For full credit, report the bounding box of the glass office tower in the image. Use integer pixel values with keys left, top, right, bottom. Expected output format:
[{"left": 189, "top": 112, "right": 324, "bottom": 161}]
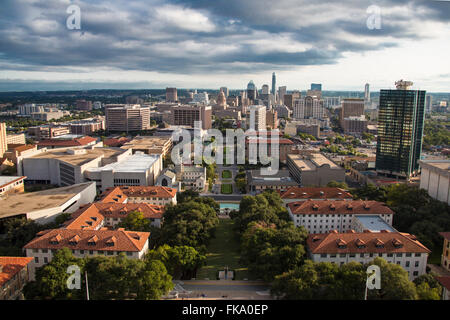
[{"left": 375, "top": 81, "right": 426, "bottom": 179}]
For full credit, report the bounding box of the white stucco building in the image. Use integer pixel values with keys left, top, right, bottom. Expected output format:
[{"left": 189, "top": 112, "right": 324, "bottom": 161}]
[{"left": 419, "top": 160, "right": 450, "bottom": 205}]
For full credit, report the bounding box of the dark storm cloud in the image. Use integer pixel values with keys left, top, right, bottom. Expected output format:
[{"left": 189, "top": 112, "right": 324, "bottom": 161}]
[{"left": 0, "top": 0, "right": 447, "bottom": 75}]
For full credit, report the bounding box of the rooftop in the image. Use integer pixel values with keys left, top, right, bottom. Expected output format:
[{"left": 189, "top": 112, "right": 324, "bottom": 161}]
[
  {"left": 280, "top": 187, "right": 353, "bottom": 200},
  {"left": 86, "top": 152, "right": 160, "bottom": 173},
  {"left": 121, "top": 136, "right": 171, "bottom": 150},
  {"left": 28, "top": 147, "right": 127, "bottom": 166},
  {"left": 307, "top": 231, "right": 430, "bottom": 254},
  {"left": 0, "top": 176, "right": 26, "bottom": 189},
  {"left": 355, "top": 215, "right": 397, "bottom": 232},
  {"left": 419, "top": 160, "right": 450, "bottom": 174},
  {"left": 37, "top": 136, "right": 97, "bottom": 147},
  {"left": 0, "top": 257, "right": 34, "bottom": 287},
  {"left": 24, "top": 228, "right": 149, "bottom": 252},
  {"left": 100, "top": 186, "right": 177, "bottom": 203},
  {"left": 287, "top": 153, "right": 341, "bottom": 170},
  {"left": 0, "top": 182, "right": 95, "bottom": 219},
  {"left": 248, "top": 170, "right": 298, "bottom": 186},
  {"left": 288, "top": 200, "right": 394, "bottom": 216}
]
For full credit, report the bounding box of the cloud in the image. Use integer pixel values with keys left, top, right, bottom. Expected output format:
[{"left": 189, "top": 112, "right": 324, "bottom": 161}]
[{"left": 0, "top": 0, "right": 448, "bottom": 89}]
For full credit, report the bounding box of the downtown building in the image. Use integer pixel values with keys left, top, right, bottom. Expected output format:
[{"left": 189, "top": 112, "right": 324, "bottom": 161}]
[
  {"left": 293, "top": 96, "right": 325, "bottom": 120},
  {"left": 170, "top": 104, "right": 212, "bottom": 130},
  {"left": 375, "top": 80, "right": 426, "bottom": 179},
  {"left": 105, "top": 104, "right": 151, "bottom": 132}
]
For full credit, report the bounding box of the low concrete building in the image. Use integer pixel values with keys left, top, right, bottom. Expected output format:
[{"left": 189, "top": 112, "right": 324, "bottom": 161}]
[
  {"left": 21, "top": 147, "right": 131, "bottom": 187},
  {"left": 0, "top": 182, "right": 96, "bottom": 224},
  {"left": 121, "top": 136, "right": 173, "bottom": 157},
  {"left": 85, "top": 151, "right": 163, "bottom": 191},
  {"left": 176, "top": 164, "right": 206, "bottom": 191},
  {"left": 419, "top": 160, "right": 450, "bottom": 205},
  {"left": 247, "top": 169, "right": 298, "bottom": 194},
  {"left": 287, "top": 152, "right": 345, "bottom": 186},
  {"left": 156, "top": 169, "right": 178, "bottom": 189}
]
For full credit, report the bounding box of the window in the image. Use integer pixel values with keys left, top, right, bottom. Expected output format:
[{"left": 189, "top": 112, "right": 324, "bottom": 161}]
[
  {"left": 349, "top": 254, "right": 355, "bottom": 258},
  {"left": 413, "top": 271, "right": 419, "bottom": 276},
  {"left": 396, "top": 253, "right": 402, "bottom": 257},
  {"left": 387, "top": 253, "right": 393, "bottom": 257},
  {"left": 42, "top": 249, "right": 48, "bottom": 253},
  {"left": 406, "top": 253, "right": 412, "bottom": 257},
  {"left": 340, "top": 253, "right": 346, "bottom": 258},
  {"left": 405, "top": 261, "right": 410, "bottom": 267},
  {"left": 126, "top": 252, "right": 132, "bottom": 256},
  {"left": 44, "top": 257, "right": 48, "bottom": 264},
  {"left": 34, "top": 257, "right": 39, "bottom": 263},
  {"left": 414, "top": 253, "right": 421, "bottom": 257},
  {"left": 415, "top": 261, "right": 419, "bottom": 267},
  {"left": 320, "top": 254, "right": 327, "bottom": 258}
]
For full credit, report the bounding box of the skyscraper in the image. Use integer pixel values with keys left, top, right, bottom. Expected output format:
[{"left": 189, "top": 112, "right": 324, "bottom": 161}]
[
  {"left": 310, "top": 83, "right": 322, "bottom": 91},
  {"left": 425, "top": 95, "right": 432, "bottom": 114},
  {"left": 271, "top": 72, "right": 276, "bottom": 96},
  {"left": 364, "top": 83, "right": 370, "bottom": 102},
  {"left": 0, "top": 122, "right": 7, "bottom": 158},
  {"left": 261, "top": 84, "right": 269, "bottom": 95},
  {"left": 166, "top": 87, "right": 178, "bottom": 102},
  {"left": 278, "top": 86, "right": 287, "bottom": 104},
  {"left": 220, "top": 87, "right": 229, "bottom": 97},
  {"left": 248, "top": 105, "right": 266, "bottom": 131},
  {"left": 375, "top": 80, "right": 426, "bottom": 179},
  {"left": 247, "top": 80, "right": 257, "bottom": 102}
]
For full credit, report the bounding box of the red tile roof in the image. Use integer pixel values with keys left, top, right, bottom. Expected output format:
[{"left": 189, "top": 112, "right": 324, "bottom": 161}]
[
  {"left": 99, "top": 187, "right": 127, "bottom": 203},
  {"left": 288, "top": 199, "right": 394, "bottom": 216},
  {"left": 24, "top": 228, "right": 149, "bottom": 252},
  {"left": 307, "top": 231, "right": 430, "bottom": 254},
  {"left": 37, "top": 136, "right": 97, "bottom": 147},
  {"left": 246, "top": 138, "right": 294, "bottom": 145},
  {"left": 101, "top": 186, "right": 177, "bottom": 201},
  {"left": 280, "top": 187, "right": 353, "bottom": 200},
  {"left": 103, "top": 137, "right": 130, "bottom": 147},
  {"left": 0, "top": 257, "right": 33, "bottom": 287},
  {"left": 436, "top": 276, "right": 450, "bottom": 291},
  {"left": 7, "top": 144, "right": 36, "bottom": 153},
  {"left": 64, "top": 203, "right": 165, "bottom": 230},
  {"left": 439, "top": 232, "right": 450, "bottom": 241}
]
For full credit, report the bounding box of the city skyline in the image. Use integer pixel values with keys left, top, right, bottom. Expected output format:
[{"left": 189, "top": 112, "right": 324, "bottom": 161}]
[{"left": 0, "top": 0, "right": 449, "bottom": 92}]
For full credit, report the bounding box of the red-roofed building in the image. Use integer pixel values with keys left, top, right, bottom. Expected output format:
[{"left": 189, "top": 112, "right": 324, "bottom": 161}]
[
  {"left": 436, "top": 276, "right": 450, "bottom": 300},
  {"left": 287, "top": 200, "right": 394, "bottom": 233},
  {"left": 307, "top": 230, "right": 430, "bottom": 280},
  {"left": 103, "top": 137, "right": 130, "bottom": 147},
  {"left": 100, "top": 186, "right": 177, "bottom": 206},
  {"left": 37, "top": 136, "right": 97, "bottom": 149},
  {"left": 439, "top": 232, "right": 450, "bottom": 272},
  {"left": 0, "top": 257, "right": 33, "bottom": 300},
  {"left": 280, "top": 187, "right": 353, "bottom": 206},
  {"left": 24, "top": 228, "right": 150, "bottom": 280}
]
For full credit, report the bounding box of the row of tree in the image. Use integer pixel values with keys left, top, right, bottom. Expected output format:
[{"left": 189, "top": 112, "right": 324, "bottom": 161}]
[
  {"left": 231, "top": 191, "right": 309, "bottom": 282},
  {"left": 271, "top": 258, "right": 442, "bottom": 300}
]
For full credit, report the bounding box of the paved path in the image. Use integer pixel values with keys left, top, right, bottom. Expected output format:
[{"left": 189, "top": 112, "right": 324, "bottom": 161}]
[{"left": 171, "top": 280, "right": 273, "bottom": 300}]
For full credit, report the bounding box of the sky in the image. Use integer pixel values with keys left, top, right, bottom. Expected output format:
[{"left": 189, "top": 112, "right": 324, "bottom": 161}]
[{"left": 0, "top": 0, "right": 449, "bottom": 92}]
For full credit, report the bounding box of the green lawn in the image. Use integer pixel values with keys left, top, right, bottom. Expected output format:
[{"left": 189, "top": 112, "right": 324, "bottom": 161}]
[
  {"left": 196, "top": 219, "right": 253, "bottom": 280},
  {"left": 221, "top": 184, "right": 233, "bottom": 194},
  {"left": 222, "top": 170, "right": 232, "bottom": 179}
]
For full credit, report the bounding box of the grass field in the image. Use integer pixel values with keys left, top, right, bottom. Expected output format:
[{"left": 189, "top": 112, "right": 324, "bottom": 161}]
[
  {"left": 221, "top": 184, "right": 233, "bottom": 194},
  {"left": 196, "top": 219, "right": 252, "bottom": 280},
  {"left": 222, "top": 170, "right": 232, "bottom": 179}
]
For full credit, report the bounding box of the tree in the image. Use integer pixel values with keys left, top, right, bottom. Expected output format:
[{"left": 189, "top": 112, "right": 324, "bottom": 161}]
[
  {"left": 117, "top": 210, "right": 151, "bottom": 232},
  {"left": 160, "top": 199, "right": 219, "bottom": 251},
  {"left": 232, "top": 191, "right": 291, "bottom": 234},
  {"left": 241, "top": 221, "right": 308, "bottom": 281},
  {"left": 147, "top": 244, "right": 206, "bottom": 280},
  {"left": 327, "top": 180, "right": 348, "bottom": 189},
  {"left": 24, "top": 248, "right": 84, "bottom": 300},
  {"left": 272, "top": 258, "right": 420, "bottom": 300},
  {"left": 413, "top": 273, "right": 442, "bottom": 300}
]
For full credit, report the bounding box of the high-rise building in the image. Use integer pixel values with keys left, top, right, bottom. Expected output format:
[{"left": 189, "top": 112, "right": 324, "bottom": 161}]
[
  {"left": 220, "top": 87, "right": 229, "bottom": 97},
  {"left": 271, "top": 73, "right": 276, "bottom": 96},
  {"left": 311, "top": 83, "right": 322, "bottom": 91},
  {"left": 375, "top": 80, "right": 426, "bottom": 179},
  {"left": 247, "top": 81, "right": 257, "bottom": 102},
  {"left": 105, "top": 104, "right": 151, "bottom": 132},
  {"left": 171, "top": 105, "right": 212, "bottom": 129},
  {"left": 76, "top": 100, "right": 93, "bottom": 111},
  {"left": 261, "top": 84, "right": 269, "bottom": 95},
  {"left": 278, "top": 86, "right": 287, "bottom": 104},
  {"left": 364, "top": 83, "right": 370, "bottom": 103},
  {"left": 284, "top": 91, "right": 301, "bottom": 110},
  {"left": 293, "top": 96, "right": 325, "bottom": 119},
  {"left": 248, "top": 105, "right": 267, "bottom": 131},
  {"left": 166, "top": 87, "right": 178, "bottom": 102},
  {"left": 425, "top": 95, "right": 432, "bottom": 114},
  {"left": 0, "top": 122, "right": 7, "bottom": 158},
  {"left": 339, "top": 98, "right": 365, "bottom": 127}
]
